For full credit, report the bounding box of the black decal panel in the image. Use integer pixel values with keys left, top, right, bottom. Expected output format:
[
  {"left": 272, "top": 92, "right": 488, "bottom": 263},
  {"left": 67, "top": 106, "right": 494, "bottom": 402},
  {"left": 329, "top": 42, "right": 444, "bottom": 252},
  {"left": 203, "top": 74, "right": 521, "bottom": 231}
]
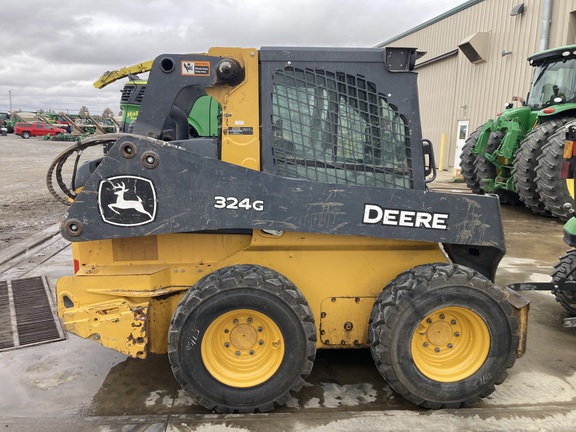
[
  {"left": 98, "top": 175, "right": 156, "bottom": 227},
  {"left": 64, "top": 137, "right": 505, "bottom": 256}
]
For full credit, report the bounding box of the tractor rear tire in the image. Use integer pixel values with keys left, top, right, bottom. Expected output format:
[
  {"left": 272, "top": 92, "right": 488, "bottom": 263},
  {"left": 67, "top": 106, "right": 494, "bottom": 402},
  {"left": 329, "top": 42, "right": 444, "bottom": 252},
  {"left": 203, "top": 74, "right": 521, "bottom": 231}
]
[
  {"left": 168, "top": 264, "right": 316, "bottom": 413},
  {"left": 551, "top": 250, "right": 576, "bottom": 315},
  {"left": 512, "top": 122, "right": 560, "bottom": 216},
  {"left": 475, "top": 130, "right": 522, "bottom": 206},
  {"left": 459, "top": 126, "right": 484, "bottom": 194},
  {"left": 369, "top": 263, "right": 518, "bottom": 409},
  {"left": 535, "top": 124, "right": 576, "bottom": 220}
]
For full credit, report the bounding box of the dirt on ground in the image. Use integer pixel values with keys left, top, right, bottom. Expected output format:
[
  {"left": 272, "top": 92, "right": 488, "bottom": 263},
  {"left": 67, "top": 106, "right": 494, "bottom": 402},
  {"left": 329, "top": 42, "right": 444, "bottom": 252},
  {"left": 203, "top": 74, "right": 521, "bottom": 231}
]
[{"left": 0, "top": 134, "right": 102, "bottom": 250}]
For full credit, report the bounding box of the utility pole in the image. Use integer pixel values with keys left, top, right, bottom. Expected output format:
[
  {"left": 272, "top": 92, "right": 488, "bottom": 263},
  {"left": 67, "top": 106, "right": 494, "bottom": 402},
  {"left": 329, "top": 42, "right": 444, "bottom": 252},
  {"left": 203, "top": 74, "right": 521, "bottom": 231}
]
[{"left": 9, "top": 90, "right": 12, "bottom": 112}]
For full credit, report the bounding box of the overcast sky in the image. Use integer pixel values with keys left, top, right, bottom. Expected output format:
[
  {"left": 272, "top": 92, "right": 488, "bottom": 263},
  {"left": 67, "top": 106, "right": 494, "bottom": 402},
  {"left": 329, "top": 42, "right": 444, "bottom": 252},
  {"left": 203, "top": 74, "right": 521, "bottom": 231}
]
[{"left": 0, "top": 0, "right": 466, "bottom": 115}]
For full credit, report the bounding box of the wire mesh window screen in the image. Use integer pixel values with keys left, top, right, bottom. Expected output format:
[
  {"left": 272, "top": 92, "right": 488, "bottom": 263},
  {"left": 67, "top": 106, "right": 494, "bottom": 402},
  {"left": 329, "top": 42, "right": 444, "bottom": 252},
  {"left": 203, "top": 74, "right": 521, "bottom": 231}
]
[{"left": 271, "top": 67, "right": 413, "bottom": 189}]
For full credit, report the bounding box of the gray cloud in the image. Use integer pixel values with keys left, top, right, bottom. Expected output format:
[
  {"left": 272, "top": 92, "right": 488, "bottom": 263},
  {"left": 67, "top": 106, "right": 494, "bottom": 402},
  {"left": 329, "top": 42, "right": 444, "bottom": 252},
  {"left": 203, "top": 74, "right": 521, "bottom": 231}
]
[{"left": 0, "top": 0, "right": 465, "bottom": 114}]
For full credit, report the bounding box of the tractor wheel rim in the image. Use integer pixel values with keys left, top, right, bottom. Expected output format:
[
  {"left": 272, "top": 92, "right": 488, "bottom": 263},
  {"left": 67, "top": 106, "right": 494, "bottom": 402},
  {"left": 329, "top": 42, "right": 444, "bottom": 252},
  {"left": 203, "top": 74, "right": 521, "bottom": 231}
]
[
  {"left": 411, "top": 306, "right": 490, "bottom": 382},
  {"left": 201, "top": 309, "right": 284, "bottom": 388}
]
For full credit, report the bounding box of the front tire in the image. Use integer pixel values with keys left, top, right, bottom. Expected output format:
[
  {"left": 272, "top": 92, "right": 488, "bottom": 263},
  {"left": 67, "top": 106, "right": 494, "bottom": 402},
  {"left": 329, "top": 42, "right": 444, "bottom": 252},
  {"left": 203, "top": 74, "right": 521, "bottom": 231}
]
[
  {"left": 369, "top": 264, "right": 518, "bottom": 409},
  {"left": 21, "top": 131, "right": 30, "bottom": 139},
  {"left": 551, "top": 251, "right": 576, "bottom": 315},
  {"left": 459, "top": 126, "right": 483, "bottom": 194},
  {"left": 168, "top": 265, "right": 316, "bottom": 413}
]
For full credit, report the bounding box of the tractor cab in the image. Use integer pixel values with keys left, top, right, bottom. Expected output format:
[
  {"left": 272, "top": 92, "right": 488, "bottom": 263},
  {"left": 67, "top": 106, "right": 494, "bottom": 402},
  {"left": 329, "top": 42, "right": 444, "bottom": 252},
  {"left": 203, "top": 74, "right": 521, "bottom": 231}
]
[{"left": 528, "top": 45, "right": 576, "bottom": 110}]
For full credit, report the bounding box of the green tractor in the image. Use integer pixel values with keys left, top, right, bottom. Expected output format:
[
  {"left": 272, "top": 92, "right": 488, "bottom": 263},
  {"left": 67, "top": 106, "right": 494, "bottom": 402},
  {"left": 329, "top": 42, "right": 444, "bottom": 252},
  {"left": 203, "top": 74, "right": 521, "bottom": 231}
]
[
  {"left": 461, "top": 45, "right": 576, "bottom": 219},
  {"left": 0, "top": 112, "right": 15, "bottom": 133}
]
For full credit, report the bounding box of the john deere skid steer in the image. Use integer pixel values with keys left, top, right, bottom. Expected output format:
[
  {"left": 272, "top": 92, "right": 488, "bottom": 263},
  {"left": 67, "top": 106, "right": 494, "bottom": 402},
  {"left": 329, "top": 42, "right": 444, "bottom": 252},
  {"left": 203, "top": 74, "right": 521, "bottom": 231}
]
[{"left": 48, "top": 47, "right": 528, "bottom": 413}]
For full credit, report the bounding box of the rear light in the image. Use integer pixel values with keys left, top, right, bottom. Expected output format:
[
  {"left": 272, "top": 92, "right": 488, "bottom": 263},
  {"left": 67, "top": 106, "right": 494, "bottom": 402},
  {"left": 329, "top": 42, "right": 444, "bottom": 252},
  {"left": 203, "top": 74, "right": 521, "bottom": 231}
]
[
  {"left": 564, "top": 140, "right": 575, "bottom": 159},
  {"left": 561, "top": 161, "right": 573, "bottom": 179},
  {"left": 73, "top": 259, "right": 80, "bottom": 274}
]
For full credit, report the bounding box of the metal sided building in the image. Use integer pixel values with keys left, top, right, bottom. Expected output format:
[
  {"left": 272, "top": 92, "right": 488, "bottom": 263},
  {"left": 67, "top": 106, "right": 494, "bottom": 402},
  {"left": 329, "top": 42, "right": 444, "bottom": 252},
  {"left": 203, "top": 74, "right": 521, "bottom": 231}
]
[{"left": 378, "top": 0, "right": 576, "bottom": 171}]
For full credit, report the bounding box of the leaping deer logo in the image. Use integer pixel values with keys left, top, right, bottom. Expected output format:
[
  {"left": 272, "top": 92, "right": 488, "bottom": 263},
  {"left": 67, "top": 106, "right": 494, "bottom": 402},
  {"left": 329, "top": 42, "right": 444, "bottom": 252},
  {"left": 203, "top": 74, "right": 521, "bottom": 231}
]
[{"left": 108, "top": 181, "right": 153, "bottom": 219}]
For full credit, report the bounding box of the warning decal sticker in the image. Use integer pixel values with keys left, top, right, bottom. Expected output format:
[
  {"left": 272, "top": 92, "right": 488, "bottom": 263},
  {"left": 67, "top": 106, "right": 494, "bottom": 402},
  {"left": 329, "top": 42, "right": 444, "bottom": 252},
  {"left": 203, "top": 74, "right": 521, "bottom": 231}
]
[
  {"left": 181, "top": 61, "right": 211, "bottom": 76},
  {"left": 228, "top": 127, "right": 254, "bottom": 135}
]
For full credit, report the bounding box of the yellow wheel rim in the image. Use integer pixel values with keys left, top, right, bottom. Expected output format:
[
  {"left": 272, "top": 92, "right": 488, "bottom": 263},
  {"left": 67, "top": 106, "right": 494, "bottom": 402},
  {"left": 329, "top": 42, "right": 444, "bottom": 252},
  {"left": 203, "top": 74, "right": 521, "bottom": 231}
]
[
  {"left": 411, "top": 306, "right": 490, "bottom": 382},
  {"left": 201, "top": 309, "right": 285, "bottom": 388}
]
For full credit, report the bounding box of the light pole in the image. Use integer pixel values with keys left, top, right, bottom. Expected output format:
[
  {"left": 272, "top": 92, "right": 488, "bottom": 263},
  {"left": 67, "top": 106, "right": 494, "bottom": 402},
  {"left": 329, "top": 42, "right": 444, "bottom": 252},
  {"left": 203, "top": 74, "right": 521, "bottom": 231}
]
[{"left": 9, "top": 90, "right": 12, "bottom": 112}]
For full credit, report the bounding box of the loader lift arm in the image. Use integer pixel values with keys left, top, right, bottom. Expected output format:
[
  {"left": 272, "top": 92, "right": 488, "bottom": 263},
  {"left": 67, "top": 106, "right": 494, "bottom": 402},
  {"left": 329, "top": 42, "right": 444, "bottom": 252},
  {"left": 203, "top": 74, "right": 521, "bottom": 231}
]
[{"left": 93, "top": 60, "right": 154, "bottom": 89}]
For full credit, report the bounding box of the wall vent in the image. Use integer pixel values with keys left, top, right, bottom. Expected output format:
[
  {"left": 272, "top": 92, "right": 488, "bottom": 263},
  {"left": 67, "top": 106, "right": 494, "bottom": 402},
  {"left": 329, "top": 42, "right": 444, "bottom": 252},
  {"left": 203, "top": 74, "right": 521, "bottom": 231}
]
[{"left": 458, "top": 32, "right": 490, "bottom": 64}]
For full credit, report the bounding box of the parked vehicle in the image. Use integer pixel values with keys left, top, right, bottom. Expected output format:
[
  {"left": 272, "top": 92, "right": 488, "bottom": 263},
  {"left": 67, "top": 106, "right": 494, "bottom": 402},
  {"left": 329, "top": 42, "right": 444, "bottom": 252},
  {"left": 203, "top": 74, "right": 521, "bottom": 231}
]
[
  {"left": 14, "top": 122, "right": 67, "bottom": 139},
  {"left": 461, "top": 44, "right": 576, "bottom": 219},
  {"left": 49, "top": 47, "right": 528, "bottom": 413},
  {"left": 0, "top": 112, "right": 14, "bottom": 133}
]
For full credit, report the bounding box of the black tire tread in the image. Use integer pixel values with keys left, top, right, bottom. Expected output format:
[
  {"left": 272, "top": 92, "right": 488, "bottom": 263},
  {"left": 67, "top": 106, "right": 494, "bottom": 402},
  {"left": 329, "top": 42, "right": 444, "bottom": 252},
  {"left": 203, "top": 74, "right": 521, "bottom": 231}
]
[
  {"left": 512, "top": 121, "right": 564, "bottom": 216},
  {"left": 369, "top": 263, "right": 518, "bottom": 409},
  {"left": 552, "top": 250, "right": 576, "bottom": 315},
  {"left": 535, "top": 120, "right": 576, "bottom": 220},
  {"left": 459, "top": 126, "right": 484, "bottom": 194},
  {"left": 168, "top": 264, "right": 316, "bottom": 413}
]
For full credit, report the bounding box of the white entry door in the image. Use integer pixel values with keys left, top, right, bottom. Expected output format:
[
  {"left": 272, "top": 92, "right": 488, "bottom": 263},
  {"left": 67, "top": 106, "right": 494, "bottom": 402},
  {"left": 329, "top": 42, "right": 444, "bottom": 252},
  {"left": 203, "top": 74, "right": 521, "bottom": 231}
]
[{"left": 453, "top": 120, "right": 470, "bottom": 171}]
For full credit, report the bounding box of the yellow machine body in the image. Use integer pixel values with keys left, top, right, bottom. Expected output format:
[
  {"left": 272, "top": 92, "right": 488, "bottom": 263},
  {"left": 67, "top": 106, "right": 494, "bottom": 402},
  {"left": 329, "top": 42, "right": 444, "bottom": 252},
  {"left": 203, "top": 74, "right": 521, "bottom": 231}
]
[{"left": 58, "top": 231, "right": 447, "bottom": 357}]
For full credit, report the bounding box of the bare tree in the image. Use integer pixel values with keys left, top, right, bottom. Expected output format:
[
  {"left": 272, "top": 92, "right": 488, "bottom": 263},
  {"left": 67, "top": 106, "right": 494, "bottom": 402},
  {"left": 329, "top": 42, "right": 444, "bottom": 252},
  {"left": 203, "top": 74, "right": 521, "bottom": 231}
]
[
  {"left": 79, "top": 106, "right": 90, "bottom": 119},
  {"left": 102, "top": 107, "right": 114, "bottom": 118}
]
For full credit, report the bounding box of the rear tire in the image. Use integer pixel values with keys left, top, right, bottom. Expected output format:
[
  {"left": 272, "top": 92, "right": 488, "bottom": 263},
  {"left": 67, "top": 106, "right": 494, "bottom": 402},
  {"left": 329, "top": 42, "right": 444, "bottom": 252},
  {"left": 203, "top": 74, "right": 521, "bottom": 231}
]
[
  {"left": 459, "top": 126, "right": 483, "bottom": 194},
  {"left": 21, "top": 131, "right": 30, "bottom": 139},
  {"left": 535, "top": 124, "right": 576, "bottom": 220},
  {"left": 369, "top": 263, "right": 518, "bottom": 409},
  {"left": 168, "top": 264, "right": 316, "bottom": 413},
  {"left": 512, "top": 121, "right": 562, "bottom": 216},
  {"left": 552, "top": 251, "right": 576, "bottom": 315}
]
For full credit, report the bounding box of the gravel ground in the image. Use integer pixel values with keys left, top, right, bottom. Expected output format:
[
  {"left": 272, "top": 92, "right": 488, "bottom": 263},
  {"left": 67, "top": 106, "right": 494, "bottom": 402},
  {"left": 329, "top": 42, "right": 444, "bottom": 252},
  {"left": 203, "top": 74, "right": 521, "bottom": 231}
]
[{"left": 0, "top": 133, "right": 102, "bottom": 249}]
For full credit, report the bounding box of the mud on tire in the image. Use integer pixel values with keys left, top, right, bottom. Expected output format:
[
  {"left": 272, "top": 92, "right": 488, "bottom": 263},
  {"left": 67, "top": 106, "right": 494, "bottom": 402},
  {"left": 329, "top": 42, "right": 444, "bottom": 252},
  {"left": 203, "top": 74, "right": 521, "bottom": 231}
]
[
  {"left": 369, "top": 263, "right": 518, "bottom": 409},
  {"left": 168, "top": 264, "right": 316, "bottom": 413}
]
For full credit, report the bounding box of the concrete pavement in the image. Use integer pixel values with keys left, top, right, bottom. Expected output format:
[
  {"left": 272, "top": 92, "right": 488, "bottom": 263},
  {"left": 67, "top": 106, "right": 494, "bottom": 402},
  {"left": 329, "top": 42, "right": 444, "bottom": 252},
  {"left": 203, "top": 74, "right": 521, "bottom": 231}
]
[{"left": 1, "top": 172, "right": 576, "bottom": 431}]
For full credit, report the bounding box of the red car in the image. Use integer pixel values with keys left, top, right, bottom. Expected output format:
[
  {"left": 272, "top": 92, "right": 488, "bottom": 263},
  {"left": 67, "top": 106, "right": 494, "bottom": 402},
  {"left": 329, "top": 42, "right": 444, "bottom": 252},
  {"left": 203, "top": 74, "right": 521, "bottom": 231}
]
[{"left": 14, "top": 122, "right": 67, "bottom": 139}]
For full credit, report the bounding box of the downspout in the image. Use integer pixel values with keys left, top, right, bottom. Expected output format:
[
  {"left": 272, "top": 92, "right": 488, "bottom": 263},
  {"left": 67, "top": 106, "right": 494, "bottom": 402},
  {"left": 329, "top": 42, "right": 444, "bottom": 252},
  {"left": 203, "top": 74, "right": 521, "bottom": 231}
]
[{"left": 540, "top": 0, "right": 553, "bottom": 51}]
